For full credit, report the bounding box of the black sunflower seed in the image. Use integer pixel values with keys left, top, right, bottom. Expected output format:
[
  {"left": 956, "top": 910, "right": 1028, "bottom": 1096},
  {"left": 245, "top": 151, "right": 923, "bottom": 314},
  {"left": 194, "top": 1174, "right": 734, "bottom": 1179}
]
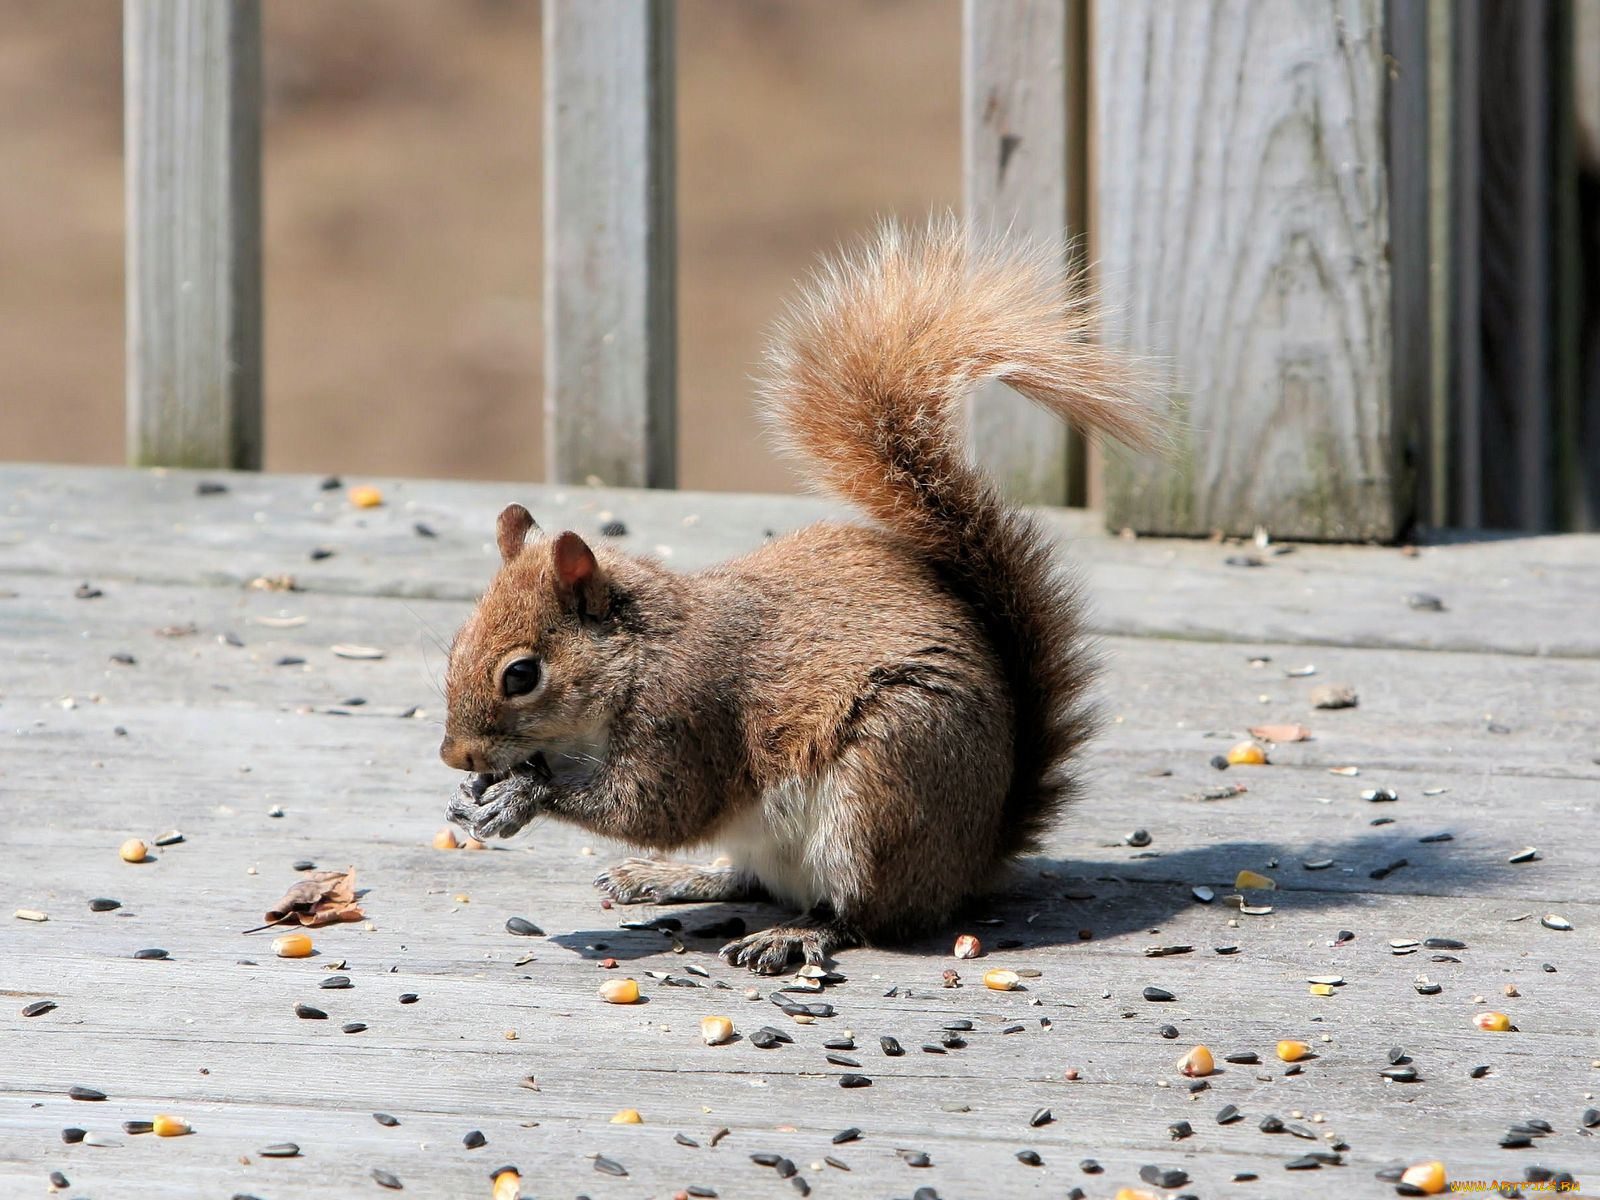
[
  {"left": 373, "top": 1113, "right": 400, "bottom": 1127},
  {"left": 1016, "top": 1149, "right": 1043, "bottom": 1166},
  {"left": 775, "top": 1157, "right": 797, "bottom": 1178},
  {"left": 826, "top": 1053, "right": 860, "bottom": 1067},
  {"left": 505, "top": 917, "right": 543, "bottom": 937},
  {"left": 61, "top": 1128, "right": 86, "bottom": 1143},
  {"left": 1029, "top": 1107, "right": 1052, "bottom": 1127},
  {"left": 1079, "top": 1158, "right": 1102, "bottom": 1173},
  {"left": 22, "top": 1000, "right": 56, "bottom": 1017},
  {"left": 1225, "top": 1051, "right": 1260, "bottom": 1064},
  {"left": 1424, "top": 937, "right": 1466, "bottom": 949},
  {"left": 880, "top": 1036, "right": 904, "bottom": 1056},
  {"left": 1388, "top": 1046, "right": 1409, "bottom": 1064},
  {"left": 1582, "top": 1107, "right": 1599, "bottom": 1128},
  {"left": 89, "top": 898, "right": 121, "bottom": 912},
  {"left": 399, "top": 992, "right": 418, "bottom": 1004},
  {"left": 293, "top": 860, "right": 316, "bottom": 871},
  {"left": 342, "top": 1022, "right": 367, "bottom": 1034},
  {"left": 1469, "top": 1065, "right": 1491, "bottom": 1078},
  {"left": 823, "top": 1037, "right": 855, "bottom": 1051},
  {"left": 1139, "top": 1165, "right": 1188, "bottom": 1188},
  {"left": 920, "top": 1043, "right": 946, "bottom": 1054},
  {"left": 1260, "top": 1115, "right": 1284, "bottom": 1133},
  {"left": 133, "top": 948, "right": 169, "bottom": 960},
  {"left": 295, "top": 1003, "right": 327, "bottom": 1019},
  {"left": 839, "top": 1073, "right": 871, "bottom": 1088},
  {"left": 68, "top": 1087, "right": 106, "bottom": 1102},
  {"left": 1142, "top": 986, "right": 1176, "bottom": 1002},
  {"left": 321, "top": 975, "right": 352, "bottom": 990},
  {"left": 749, "top": 1029, "right": 782, "bottom": 1049},
  {"left": 674, "top": 1132, "right": 699, "bottom": 1147},
  {"left": 1158, "top": 1024, "right": 1179, "bottom": 1039},
  {"left": 939, "top": 1032, "right": 966, "bottom": 1048},
  {"left": 824, "top": 1155, "right": 850, "bottom": 1170},
  {"left": 462, "top": 1130, "right": 486, "bottom": 1149},
  {"left": 831, "top": 1127, "right": 861, "bottom": 1144},
  {"left": 751, "top": 1153, "right": 782, "bottom": 1167},
  {"left": 1216, "top": 1104, "right": 1241, "bottom": 1124},
  {"left": 49, "top": 1171, "right": 68, "bottom": 1188},
  {"left": 1284, "top": 1155, "right": 1322, "bottom": 1170},
  {"left": 122, "top": 1120, "right": 153, "bottom": 1134},
  {"left": 259, "top": 1143, "right": 300, "bottom": 1157},
  {"left": 903, "top": 1151, "right": 932, "bottom": 1167},
  {"left": 593, "top": 1156, "right": 627, "bottom": 1177},
  {"left": 372, "top": 1167, "right": 402, "bottom": 1189},
  {"left": 1286, "top": 1123, "right": 1318, "bottom": 1140},
  {"left": 943, "top": 1020, "right": 974, "bottom": 1031}
]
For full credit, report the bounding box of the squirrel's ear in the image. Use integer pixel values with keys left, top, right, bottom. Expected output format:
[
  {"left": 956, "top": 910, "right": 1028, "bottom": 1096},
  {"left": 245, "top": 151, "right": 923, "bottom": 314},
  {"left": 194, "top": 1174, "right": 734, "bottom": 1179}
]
[
  {"left": 496, "top": 504, "right": 539, "bottom": 564},
  {"left": 551, "top": 531, "right": 608, "bottom": 618}
]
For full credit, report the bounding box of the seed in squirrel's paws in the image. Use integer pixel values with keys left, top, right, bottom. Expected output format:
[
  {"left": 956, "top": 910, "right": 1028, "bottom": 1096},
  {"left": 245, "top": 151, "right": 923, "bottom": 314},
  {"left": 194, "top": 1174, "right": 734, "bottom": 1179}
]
[{"left": 599, "top": 978, "right": 640, "bottom": 1004}]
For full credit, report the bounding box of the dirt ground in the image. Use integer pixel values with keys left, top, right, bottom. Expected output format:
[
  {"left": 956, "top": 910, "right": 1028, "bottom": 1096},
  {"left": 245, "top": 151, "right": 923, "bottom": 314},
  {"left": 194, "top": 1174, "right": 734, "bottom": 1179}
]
[{"left": 0, "top": 0, "right": 958, "bottom": 491}]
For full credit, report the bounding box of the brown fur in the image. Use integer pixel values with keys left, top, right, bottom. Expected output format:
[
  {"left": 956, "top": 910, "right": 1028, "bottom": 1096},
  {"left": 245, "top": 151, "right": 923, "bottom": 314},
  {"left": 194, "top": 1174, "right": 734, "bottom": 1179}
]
[{"left": 442, "top": 220, "right": 1158, "bottom": 972}]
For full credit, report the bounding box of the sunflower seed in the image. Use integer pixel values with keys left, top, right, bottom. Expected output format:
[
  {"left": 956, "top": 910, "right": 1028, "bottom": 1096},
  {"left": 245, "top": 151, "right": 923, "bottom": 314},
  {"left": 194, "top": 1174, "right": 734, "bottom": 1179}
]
[
  {"left": 341, "top": 1022, "right": 367, "bottom": 1033},
  {"left": 1139, "top": 1165, "right": 1188, "bottom": 1188},
  {"left": 1016, "top": 1149, "right": 1043, "bottom": 1165},
  {"left": 462, "top": 1130, "right": 486, "bottom": 1149},
  {"left": 371, "top": 1167, "right": 402, "bottom": 1189},
  {"left": 398, "top": 992, "right": 418, "bottom": 1004},
  {"left": 1192, "top": 886, "right": 1215, "bottom": 903},
  {"left": 879, "top": 1035, "right": 904, "bottom": 1056},
  {"left": 373, "top": 1113, "right": 399, "bottom": 1127},
  {"left": 132, "top": 948, "right": 168, "bottom": 960},
  {"left": 839, "top": 1074, "right": 871, "bottom": 1088},
  {"left": 1029, "top": 1107, "right": 1052, "bottom": 1127},
  {"left": 1217, "top": 1104, "right": 1241, "bottom": 1124},
  {"left": 68, "top": 1087, "right": 106, "bottom": 1101},
  {"left": 593, "top": 1156, "right": 627, "bottom": 1177},
  {"left": 332, "top": 644, "right": 385, "bottom": 660},
  {"left": 153, "top": 830, "right": 185, "bottom": 847},
  {"left": 825, "top": 1054, "right": 860, "bottom": 1068},
  {"left": 1541, "top": 914, "right": 1573, "bottom": 931},
  {"left": 294, "top": 1003, "right": 327, "bottom": 1019},
  {"left": 320, "top": 975, "right": 352, "bottom": 990},
  {"left": 259, "top": 1143, "right": 300, "bottom": 1157},
  {"left": 1424, "top": 937, "right": 1467, "bottom": 949},
  {"left": 504, "top": 917, "right": 544, "bottom": 936},
  {"left": 675, "top": 1132, "right": 699, "bottom": 1147},
  {"left": 1509, "top": 847, "right": 1541, "bottom": 863},
  {"left": 122, "top": 1120, "right": 153, "bottom": 1134},
  {"left": 831, "top": 1127, "right": 862, "bottom": 1144},
  {"left": 22, "top": 1000, "right": 56, "bottom": 1017},
  {"left": 89, "top": 898, "right": 121, "bottom": 912},
  {"left": 1142, "top": 986, "right": 1176, "bottom": 1002},
  {"left": 61, "top": 1128, "right": 86, "bottom": 1144}
]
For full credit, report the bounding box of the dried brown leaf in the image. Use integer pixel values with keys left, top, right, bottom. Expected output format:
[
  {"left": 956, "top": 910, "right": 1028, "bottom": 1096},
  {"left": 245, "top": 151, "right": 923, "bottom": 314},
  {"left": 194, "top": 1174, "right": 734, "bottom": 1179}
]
[
  {"left": 1248, "top": 723, "right": 1312, "bottom": 743},
  {"left": 264, "top": 868, "right": 364, "bottom": 928}
]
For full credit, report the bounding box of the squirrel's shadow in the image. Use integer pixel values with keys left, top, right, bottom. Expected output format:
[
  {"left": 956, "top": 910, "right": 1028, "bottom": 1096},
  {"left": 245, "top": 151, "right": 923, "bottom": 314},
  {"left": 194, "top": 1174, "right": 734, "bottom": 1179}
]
[{"left": 549, "top": 830, "right": 1505, "bottom": 968}]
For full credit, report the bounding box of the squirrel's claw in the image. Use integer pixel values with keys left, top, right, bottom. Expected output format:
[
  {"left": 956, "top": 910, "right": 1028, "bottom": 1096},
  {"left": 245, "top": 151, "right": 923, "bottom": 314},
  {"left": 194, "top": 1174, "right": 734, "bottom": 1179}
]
[{"left": 448, "top": 775, "right": 538, "bottom": 841}]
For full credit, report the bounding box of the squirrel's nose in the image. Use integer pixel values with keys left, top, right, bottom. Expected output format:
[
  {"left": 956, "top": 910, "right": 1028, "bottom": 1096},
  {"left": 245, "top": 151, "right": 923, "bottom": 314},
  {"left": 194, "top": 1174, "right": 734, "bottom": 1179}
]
[{"left": 439, "top": 737, "right": 477, "bottom": 773}]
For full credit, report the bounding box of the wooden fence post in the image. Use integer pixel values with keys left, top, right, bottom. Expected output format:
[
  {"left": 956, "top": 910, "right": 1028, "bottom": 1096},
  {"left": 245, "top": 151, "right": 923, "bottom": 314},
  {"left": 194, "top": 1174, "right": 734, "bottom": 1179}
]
[
  {"left": 1095, "top": 1, "right": 1431, "bottom": 541},
  {"left": 125, "top": 0, "right": 263, "bottom": 470},
  {"left": 962, "top": 0, "right": 1087, "bottom": 507},
  {"left": 544, "top": 0, "right": 677, "bottom": 489}
]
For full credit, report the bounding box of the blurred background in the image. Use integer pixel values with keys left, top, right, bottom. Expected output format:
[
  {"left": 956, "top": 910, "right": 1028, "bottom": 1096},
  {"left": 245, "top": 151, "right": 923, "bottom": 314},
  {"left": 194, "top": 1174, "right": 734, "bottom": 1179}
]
[{"left": 0, "top": 0, "right": 958, "bottom": 492}]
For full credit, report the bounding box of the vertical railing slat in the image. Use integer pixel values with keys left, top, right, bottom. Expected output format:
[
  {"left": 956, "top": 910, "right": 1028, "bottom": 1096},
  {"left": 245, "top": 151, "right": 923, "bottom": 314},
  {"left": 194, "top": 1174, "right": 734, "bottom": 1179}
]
[
  {"left": 125, "top": 0, "right": 263, "bottom": 470},
  {"left": 544, "top": 0, "right": 677, "bottom": 489},
  {"left": 962, "top": 0, "right": 1085, "bottom": 507}
]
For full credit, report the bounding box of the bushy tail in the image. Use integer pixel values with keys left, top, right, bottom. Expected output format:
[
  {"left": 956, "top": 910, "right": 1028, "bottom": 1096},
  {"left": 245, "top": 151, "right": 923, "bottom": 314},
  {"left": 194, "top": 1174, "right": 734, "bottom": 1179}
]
[{"left": 757, "top": 220, "right": 1161, "bottom": 855}]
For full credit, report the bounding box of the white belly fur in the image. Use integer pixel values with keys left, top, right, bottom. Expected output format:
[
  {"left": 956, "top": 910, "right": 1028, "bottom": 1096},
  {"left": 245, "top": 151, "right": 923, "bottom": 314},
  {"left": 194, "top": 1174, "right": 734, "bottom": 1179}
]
[{"left": 714, "top": 767, "right": 850, "bottom": 910}]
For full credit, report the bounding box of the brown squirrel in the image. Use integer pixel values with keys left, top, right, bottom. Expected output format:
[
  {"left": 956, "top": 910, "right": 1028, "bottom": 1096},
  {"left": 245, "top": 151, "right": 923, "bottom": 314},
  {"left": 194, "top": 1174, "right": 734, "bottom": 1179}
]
[{"left": 442, "top": 221, "right": 1158, "bottom": 973}]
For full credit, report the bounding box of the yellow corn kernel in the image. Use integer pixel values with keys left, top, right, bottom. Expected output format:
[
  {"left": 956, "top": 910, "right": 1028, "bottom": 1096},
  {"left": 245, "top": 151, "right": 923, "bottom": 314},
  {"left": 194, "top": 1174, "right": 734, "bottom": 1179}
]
[
  {"left": 610, "top": 1108, "right": 642, "bottom": 1124},
  {"left": 119, "top": 838, "right": 149, "bottom": 863},
  {"left": 271, "top": 932, "right": 313, "bottom": 958},
  {"left": 348, "top": 485, "right": 383, "bottom": 508},
  {"left": 152, "top": 1114, "right": 190, "bottom": 1137},
  {"left": 1114, "top": 1190, "right": 1161, "bottom": 1200},
  {"left": 1399, "top": 1161, "right": 1446, "bottom": 1194},
  {"left": 598, "top": 978, "right": 640, "bottom": 1004},
  {"left": 491, "top": 1168, "right": 522, "bottom": 1200},
  {"left": 1473, "top": 1011, "right": 1511, "bottom": 1032},
  {"left": 953, "top": 934, "right": 982, "bottom": 959},
  {"left": 1276, "top": 1039, "right": 1310, "bottom": 1062},
  {"left": 1234, "top": 869, "right": 1276, "bottom": 890},
  {"left": 464, "top": 837, "right": 487, "bottom": 851},
  {"left": 1226, "top": 740, "right": 1268, "bottom": 766},
  {"left": 700, "top": 1015, "right": 735, "bottom": 1045},
  {"left": 982, "top": 968, "right": 1021, "bottom": 991},
  {"left": 1308, "top": 984, "right": 1335, "bottom": 997},
  {"left": 432, "top": 827, "right": 459, "bottom": 850},
  {"left": 1176, "top": 1045, "right": 1214, "bottom": 1077}
]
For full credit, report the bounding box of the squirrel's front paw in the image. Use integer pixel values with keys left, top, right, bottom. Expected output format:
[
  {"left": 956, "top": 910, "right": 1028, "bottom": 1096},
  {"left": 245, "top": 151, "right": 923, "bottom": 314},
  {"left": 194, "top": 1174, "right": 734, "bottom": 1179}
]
[{"left": 447, "top": 775, "right": 539, "bottom": 841}]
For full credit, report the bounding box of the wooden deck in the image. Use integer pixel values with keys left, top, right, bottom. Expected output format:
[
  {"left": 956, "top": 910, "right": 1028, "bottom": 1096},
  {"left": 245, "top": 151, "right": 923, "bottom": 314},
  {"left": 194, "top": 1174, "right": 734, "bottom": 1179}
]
[{"left": 3, "top": 463, "right": 1597, "bottom": 1199}]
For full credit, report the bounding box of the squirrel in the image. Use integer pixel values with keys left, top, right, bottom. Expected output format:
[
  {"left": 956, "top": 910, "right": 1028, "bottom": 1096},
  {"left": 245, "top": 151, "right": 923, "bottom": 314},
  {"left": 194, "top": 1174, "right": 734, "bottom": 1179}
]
[{"left": 442, "top": 220, "right": 1159, "bottom": 973}]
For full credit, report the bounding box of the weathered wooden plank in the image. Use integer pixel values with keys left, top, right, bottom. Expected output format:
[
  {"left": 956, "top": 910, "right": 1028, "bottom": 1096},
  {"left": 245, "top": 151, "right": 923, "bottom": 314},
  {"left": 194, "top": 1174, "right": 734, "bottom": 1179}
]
[
  {"left": 123, "top": 0, "right": 262, "bottom": 470},
  {"left": 6, "top": 466, "right": 1600, "bottom": 658},
  {"left": 962, "top": 0, "right": 1087, "bottom": 505},
  {"left": 1096, "top": 1, "right": 1428, "bottom": 541},
  {"left": 544, "top": 0, "right": 677, "bottom": 489}
]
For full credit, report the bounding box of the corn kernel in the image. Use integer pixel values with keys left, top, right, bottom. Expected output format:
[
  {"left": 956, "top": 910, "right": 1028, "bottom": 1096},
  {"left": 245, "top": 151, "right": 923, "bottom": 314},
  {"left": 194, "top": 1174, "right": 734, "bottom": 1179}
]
[
  {"left": 610, "top": 1108, "right": 642, "bottom": 1124},
  {"left": 464, "top": 837, "right": 487, "bottom": 851},
  {"left": 700, "top": 1015, "right": 735, "bottom": 1045},
  {"left": 432, "top": 827, "right": 459, "bottom": 850},
  {"left": 1308, "top": 984, "right": 1335, "bottom": 997},
  {"left": 348, "top": 485, "right": 383, "bottom": 509},
  {"left": 1399, "top": 1160, "right": 1446, "bottom": 1194},
  {"left": 1234, "top": 869, "right": 1276, "bottom": 890},
  {"left": 1226, "top": 740, "right": 1267, "bottom": 766},
  {"left": 272, "top": 932, "right": 313, "bottom": 958},
  {"left": 1473, "top": 1011, "right": 1511, "bottom": 1032},
  {"left": 982, "top": 968, "right": 1021, "bottom": 991},
  {"left": 492, "top": 1168, "right": 522, "bottom": 1200},
  {"left": 152, "top": 1114, "right": 190, "bottom": 1137},
  {"left": 1276, "top": 1039, "right": 1311, "bottom": 1062},
  {"left": 1114, "top": 1190, "right": 1161, "bottom": 1200},
  {"left": 599, "top": 978, "right": 640, "bottom": 1004},
  {"left": 953, "top": 934, "right": 982, "bottom": 959},
  {"left": 119, "top": 838, "right": 149, "bottom": 863},
  {"left": 1176, "top": 1045, "right": 1214, "bottom": 1077}
]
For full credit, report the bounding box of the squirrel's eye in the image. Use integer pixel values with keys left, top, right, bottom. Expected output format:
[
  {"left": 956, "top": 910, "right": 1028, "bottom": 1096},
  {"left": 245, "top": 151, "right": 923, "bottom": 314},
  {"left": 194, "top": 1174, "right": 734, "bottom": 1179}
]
[{"left": 500, "top": 657, "right": 542, "bottom": 698}]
